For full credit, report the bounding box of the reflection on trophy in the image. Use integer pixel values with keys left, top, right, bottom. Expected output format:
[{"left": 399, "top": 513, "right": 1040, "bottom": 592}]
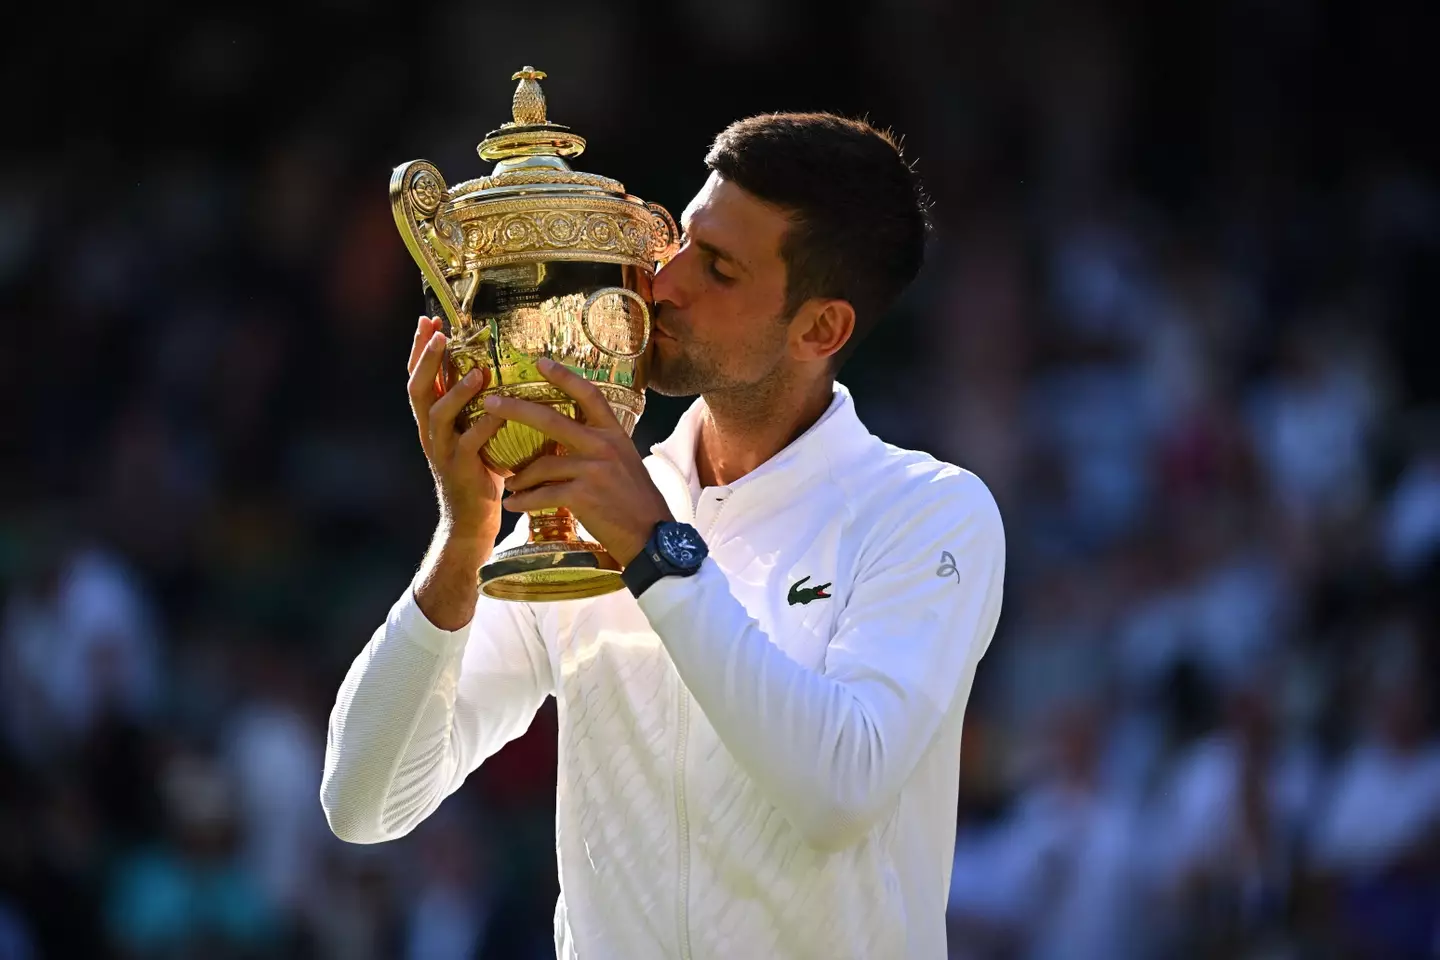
[{"left": 390, "top": 66, "right": 680, "bottom": 602}]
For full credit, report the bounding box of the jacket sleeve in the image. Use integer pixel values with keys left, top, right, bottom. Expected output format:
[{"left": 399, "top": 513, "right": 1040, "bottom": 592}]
[
  {"left": 321, "top": 522, "right": 553, "bottom": 843},
  {"left": 637, "top": 470, "right": 1005, "bottom": 853}
]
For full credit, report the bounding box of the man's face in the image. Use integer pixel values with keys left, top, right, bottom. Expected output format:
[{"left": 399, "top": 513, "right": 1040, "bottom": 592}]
[{"left": 647, "top": 173, "right": 794, "bottom": 397}]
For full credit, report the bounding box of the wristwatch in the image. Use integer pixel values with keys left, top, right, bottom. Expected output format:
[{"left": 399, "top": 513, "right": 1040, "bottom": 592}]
[{"left": 621, "top": 520, "right": 708, "bottom": 598}]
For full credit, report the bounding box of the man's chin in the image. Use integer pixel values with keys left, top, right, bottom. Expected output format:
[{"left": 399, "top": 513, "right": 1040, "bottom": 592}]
[
  {"left": 646, "top": 378, "right": 701, "bottom": 399},
  {"left": 646, "top": 347, "right": 716, "bottom": 398},
  {"left": 646, "top": 361, "right": 703, "bottom": 398}
]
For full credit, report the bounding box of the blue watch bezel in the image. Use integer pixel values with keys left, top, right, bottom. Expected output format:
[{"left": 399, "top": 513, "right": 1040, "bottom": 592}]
[{"left": 655, "top": 520, "right": 707, "bottom": 572}]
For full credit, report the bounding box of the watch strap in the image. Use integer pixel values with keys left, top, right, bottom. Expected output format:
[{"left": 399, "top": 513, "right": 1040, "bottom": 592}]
[{"left": 621, "top": 523, "right": 667, "bottom": 598}]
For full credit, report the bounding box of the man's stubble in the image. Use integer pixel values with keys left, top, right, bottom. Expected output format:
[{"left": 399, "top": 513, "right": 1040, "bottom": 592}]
[{"left": 647, "top": 328, "right": 796, "bottom": 431}]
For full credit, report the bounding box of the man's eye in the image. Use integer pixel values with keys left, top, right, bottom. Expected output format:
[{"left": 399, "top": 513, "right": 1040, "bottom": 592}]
[{"left": 707, "top": 259, "right": 734, "bottom": 284}]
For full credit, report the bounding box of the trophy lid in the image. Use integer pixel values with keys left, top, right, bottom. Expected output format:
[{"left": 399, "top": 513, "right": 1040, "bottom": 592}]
[
  {"left": 444, "top": 66, "right": 626, "bottom": 200},
  {"left": 390, "top": 65, "right": 680, "bottom": 300}
]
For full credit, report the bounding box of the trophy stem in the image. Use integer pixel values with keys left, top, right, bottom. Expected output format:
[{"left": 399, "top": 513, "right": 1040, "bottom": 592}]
[
  {"left": 529, "top": 506, "right": 582, "bottom": 543},
  {"left": 478, "top": 503, "right": 625, "bottom": 602}
]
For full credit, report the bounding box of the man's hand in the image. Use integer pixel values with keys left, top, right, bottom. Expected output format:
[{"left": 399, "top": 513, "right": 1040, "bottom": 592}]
[
  {"left": 406, "top": 315, "right": 508, "bottom": 631},
  {"left": 407, "top": 315, "right": 507, "bottom": 543},
  {"left": 487, "top": 358, "right": 674, "bottom": 566}
]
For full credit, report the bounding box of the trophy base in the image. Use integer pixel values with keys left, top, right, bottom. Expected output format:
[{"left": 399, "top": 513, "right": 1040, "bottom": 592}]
[{"left": 479, "top": 539, "right": 624, "bottom": 602}]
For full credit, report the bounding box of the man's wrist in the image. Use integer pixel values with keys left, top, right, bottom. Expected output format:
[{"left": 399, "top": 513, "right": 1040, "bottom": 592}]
[
  {"left": 613, "top": 512, "right": 673, "bottom": 568},
  {"left": 436, "top": 514, "right": 502, "bottom": 551},
  {"left": 414, "top": 522, "right": 492, "bottom": 631}
]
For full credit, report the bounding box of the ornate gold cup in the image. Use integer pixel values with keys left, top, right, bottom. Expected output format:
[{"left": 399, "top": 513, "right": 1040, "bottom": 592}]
[{"left": 390, "top": 66, "right": 679, "bottom": 602}]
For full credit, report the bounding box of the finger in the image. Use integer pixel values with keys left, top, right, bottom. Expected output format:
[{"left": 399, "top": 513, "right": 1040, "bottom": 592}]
[
  {"left": 456, "top": 412, "right": 506, "bottom": 459},
  {"left": 428, "top": 367, "right": 489, "bottom": 455},
  {"left": 536, "top": 357, "right": 620, "bottom": 429},
  {"left": 407, "top": 331, "right": 449, "bottom": 447},
  {"left": 406, "top": 316, "right": 436, "bottom": 375},
  {"left": 503, "top": 481, "right": 578, "bottom": 513},
  {"left": 483, "top": 394, "right": 597, "bottom": 452},
  {"left": 504, "top": 454, "right": 582, "bottom": 492}
]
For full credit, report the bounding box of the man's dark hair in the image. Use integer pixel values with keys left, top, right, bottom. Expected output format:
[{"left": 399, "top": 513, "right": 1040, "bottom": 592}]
[{"left": 704, "top": 112, "right": 931, "bottom": 371}]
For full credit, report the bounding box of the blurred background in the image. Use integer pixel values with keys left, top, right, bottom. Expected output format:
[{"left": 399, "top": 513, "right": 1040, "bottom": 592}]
[{"left": 2, "top": 0, "right": 1438, "bottom": 957}]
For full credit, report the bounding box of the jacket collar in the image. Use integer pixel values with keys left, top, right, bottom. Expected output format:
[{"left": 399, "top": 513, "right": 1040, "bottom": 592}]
[{"left": 648, "top": 382, "right": 871, "bottom": 499}]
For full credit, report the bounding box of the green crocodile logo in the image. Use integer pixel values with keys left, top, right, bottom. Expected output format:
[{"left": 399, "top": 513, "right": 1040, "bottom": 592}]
[{"left": 787, "top": 576, "right": 832, "bottom": 606}]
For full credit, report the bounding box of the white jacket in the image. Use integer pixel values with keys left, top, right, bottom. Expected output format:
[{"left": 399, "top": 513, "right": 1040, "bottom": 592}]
[{"left": 322, "top": 384, "right": 1005, "bottom": 959}]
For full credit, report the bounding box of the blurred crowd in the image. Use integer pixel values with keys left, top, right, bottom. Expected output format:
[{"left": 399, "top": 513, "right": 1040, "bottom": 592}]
[{"left": 2, "top": 1, "right": 1437, "bottom": 958}]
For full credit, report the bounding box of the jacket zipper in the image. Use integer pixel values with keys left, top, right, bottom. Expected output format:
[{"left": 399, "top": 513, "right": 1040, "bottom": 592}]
[
  {"left": 673, "top": 680, "right": 693, "bottom": 960},
  {"left": 655, "top": 450, "right": 724, "bottom": 960}
]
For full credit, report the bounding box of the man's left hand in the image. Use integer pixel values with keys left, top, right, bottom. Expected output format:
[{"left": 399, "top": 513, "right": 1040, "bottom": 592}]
[{"left": 486, "top": 358, "right": 674, "bottom": 566}]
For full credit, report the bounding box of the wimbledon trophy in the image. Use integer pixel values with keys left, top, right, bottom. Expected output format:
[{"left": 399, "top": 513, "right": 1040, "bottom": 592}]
[{"left": 390, "top": 66, "right": 679, "bottom": 602}]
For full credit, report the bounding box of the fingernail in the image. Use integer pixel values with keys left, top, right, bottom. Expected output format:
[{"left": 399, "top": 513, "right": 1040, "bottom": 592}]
[
  {"left": 484, "top": 394, "right": 500, "bottom": 410},
  {"left": 464, "top": 370, "right": 481, "bottom": 385},
  {"left": 537, "top": 357, "right": 554, "bottom": 371}
]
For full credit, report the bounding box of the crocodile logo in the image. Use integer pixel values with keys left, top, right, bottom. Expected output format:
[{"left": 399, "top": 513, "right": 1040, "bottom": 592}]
[{"left": 788, "top": 576, "right": 832, "bottom": 606}]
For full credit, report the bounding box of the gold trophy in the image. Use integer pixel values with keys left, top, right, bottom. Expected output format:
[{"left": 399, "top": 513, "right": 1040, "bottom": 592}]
[{"left": 390, "top": 67, "right": 679, "bottom": 602}]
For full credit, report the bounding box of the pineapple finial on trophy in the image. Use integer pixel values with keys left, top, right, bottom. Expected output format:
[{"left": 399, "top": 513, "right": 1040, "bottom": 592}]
[
  {"left": 477, "top": 65, "right": 585, "bottom": 162},
  {"left": 510, "top": 66, "right": 548, "bottom": 125}
]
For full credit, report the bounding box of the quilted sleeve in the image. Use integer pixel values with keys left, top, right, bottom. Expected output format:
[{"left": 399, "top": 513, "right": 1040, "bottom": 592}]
[{"left": 321, "top": 523, "right": 554, "bottom": 843}]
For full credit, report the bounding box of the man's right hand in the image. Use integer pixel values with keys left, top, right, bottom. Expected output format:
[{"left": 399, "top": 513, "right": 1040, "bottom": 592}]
[
  {"left": 406, "top": 315, "right": 507, "bottom": 631},
  {"left": 407, "top": 315, "right": 507, "bottom": 542}
]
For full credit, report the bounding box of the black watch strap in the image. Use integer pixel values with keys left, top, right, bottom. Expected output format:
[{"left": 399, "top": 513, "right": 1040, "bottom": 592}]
[{"left": 621, "top": 524, "right": 667, "bottom": 598}]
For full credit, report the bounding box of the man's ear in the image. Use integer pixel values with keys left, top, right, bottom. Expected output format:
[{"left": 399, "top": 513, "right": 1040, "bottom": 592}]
[{"left": 789, "top": 298, "right": 856, "bottom": 364}]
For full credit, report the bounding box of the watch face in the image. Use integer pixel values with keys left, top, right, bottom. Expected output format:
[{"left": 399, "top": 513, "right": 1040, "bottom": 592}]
[{"left": 658, "top": 523, "right": 705, "bottom": 568}]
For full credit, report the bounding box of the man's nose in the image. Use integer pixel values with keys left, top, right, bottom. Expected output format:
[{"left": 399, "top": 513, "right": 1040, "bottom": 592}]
[{"left": 652, "top": 246, "right": 690, "bottom": 308}]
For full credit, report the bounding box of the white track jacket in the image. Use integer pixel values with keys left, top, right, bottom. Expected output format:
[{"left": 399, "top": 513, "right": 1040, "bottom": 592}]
[{"left": 322, "top": 383, "right": 1006, "bottom": 959}]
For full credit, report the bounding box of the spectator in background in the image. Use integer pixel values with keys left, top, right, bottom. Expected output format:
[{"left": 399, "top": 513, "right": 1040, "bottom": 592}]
[
  {"left": 1247, "top": 325, "right": 1387, "bottom": 531},
  {"left": 402, "top": 812, "right": 497, "bottom": 960},
  {"left": 302, "top": 848, "right": 402, "bottom": 960},
  {"left": 1145, "top": 678, "right": 1321, "bottom": 956},
  {"left": 1176, "top": 497, "right": 1294, "bottom": 692},
  {"left": 948, "top": 698, "right": 1145, "bottom": 959},
  {"left": 222, "top": 647, "right": 326, "bottom": 915},
  {"left": 105, "top": 752, "right": 281, "bottom": 959},
  {"left": 1382, "top": 426, "right": 1440, "bottom": 579},
  {"left": 1, "top": 542, "right": 161, "bottom": 760},
  {"left": 1308, "top": 631, "right": 1440, "bottom": 957}
]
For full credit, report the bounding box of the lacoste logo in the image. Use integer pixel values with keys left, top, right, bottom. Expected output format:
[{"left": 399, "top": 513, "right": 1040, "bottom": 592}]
[
  {"left": 788, "top": 576, "right": 832, "bottom": 605},
  {"left": 937, "top": 551, "right": 959, "bottom": 583}
]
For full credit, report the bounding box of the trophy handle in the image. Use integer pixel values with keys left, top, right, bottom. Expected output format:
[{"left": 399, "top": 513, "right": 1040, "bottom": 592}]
[
  {"left": 580, "top": 287, "right": 651, "bottom": 359},
  {"left": 646, "top": 201, "right": 680, "bottom": 267},
  {"left": 389, "top": 160, "right": 464, "bottom": 328}
]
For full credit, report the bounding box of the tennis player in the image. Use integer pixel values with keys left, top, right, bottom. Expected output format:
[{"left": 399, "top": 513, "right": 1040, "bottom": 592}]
[{"left": 323, "top": 112, "right": 1005, "bottom": 959}]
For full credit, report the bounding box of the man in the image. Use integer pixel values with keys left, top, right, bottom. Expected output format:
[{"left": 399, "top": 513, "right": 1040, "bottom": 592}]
[{"left": 322, "top": 112, "right": 1006, "bottom": 959}]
